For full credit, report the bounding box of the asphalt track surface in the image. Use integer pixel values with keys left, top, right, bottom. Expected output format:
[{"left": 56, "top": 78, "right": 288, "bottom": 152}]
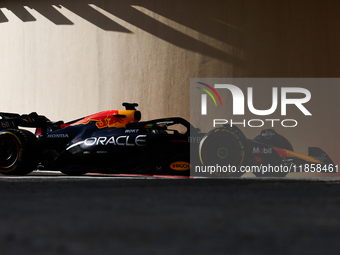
[{"left": 1, "top": 172, "right": 340, "bottom": 255}]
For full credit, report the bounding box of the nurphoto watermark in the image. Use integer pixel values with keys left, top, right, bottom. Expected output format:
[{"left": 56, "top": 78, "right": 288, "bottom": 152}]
[{"left": 190, "top": 78, "right": 339, "bottom": 178}]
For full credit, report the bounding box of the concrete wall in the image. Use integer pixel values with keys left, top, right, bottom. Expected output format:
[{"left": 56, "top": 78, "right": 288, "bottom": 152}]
[
  {"left": 1, "top": 0, "right": 242, "bottom": 121},
  {"left": 0, "top": 1, "right": 339, "bottom": 162}
]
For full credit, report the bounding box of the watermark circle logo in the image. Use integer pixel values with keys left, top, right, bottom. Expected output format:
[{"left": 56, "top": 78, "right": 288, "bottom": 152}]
[{"left": 196, "top": 82, "right": 222, "bottom": 115}]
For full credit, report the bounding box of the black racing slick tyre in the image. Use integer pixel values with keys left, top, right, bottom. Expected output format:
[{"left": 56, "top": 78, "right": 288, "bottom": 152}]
[
  {"left": 0, "top": 129, "right": 39, "bottom": 175},
  {"left": 199, "top": 126, "right": 250, "bottom": 177}
]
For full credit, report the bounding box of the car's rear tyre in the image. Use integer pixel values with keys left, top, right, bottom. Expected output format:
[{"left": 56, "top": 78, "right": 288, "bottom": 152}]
[
  {"left": 0, "top": 129, "right": 39, "bottom": 175},
  {"left": 199, "top": 126, "right": 250, "bottom": 177}
]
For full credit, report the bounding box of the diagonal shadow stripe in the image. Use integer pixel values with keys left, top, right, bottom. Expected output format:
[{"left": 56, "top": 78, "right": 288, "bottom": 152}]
[
  {"left": 0, "top": 2, "right": 131, "bottom": 32},
  {"left": 133, "top": 1, "right": 244, "bottom": 49},
  {"left": 0, "top": 9, "right": 8, "bottom": 23},
  {"left": 6, "top": 5, "right": 36, "bottom": 22},
  {"left": 94, "top": 1, "right": 242, "bottom": 65},
  {"left": 60, "top": 3, "right": 131, "bottom": 32},
  {"left": 30, "top": 4, "right": 73, "bottom": 25},
  {"left": 0, "top": 1, "right": 241, "bottom": 65}
]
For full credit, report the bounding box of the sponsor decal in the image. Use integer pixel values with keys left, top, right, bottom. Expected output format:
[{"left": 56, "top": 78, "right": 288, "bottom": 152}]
[
  {"left": 84, "top": 135, "right": 147, "bottom": 147},
  {"left": 253, "top": 147, "right": 273, "bottom": 154},
  {"left": 0, "top": 121, "right": 16, "bottom": 129},
  {"left": 262, "top": 130, "right": 275, "bottom": 139},
  {"left": 311, "top": 153, "right": 328, "bottom": 162},
  {"left": 125, "top": 129, "right": 139, "bottom": 133},
  {"left": 188, "top": 136, "right": 202, "bottom": 143},
  {"left": 170, "top": 161, "right": 191, "bottom": 171},
  {"left": 47, "top": 134, "right": 69, "bottom": 138},
  {"left": 72, "top": 110, "right": 124, "bottom": 129}
]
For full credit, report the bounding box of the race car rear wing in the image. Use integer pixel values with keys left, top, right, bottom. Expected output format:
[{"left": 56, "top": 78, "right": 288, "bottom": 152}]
[
  {"left": 0, "top": 112, "right": 59, "bottom": 129},
  {"left": 308, "top": 147, "right": 335, "bottom": 165}
]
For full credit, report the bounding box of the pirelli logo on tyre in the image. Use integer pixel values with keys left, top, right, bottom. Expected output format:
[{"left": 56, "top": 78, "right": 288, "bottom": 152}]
[
  {"left": 170, "top": 161, "right": 191, "bottom": 171},
  {"left": 198, "top": 127, "right": 249, "bottom": 177}
]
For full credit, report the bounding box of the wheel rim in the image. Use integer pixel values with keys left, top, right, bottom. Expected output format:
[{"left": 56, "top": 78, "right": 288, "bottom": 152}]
[{"left": 0, "top": 136, "right": 19, "bottom": 169}]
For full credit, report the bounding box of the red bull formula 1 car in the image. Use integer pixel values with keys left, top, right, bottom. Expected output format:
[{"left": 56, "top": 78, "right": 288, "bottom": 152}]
[{"left": 0, "top": 103, "right": 335, "bottom": 177}]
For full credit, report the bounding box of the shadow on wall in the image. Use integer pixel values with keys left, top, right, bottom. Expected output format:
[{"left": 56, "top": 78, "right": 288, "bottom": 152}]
[
  {"left": 1, "top": 0, "right": 340, "bottom": 77},
  {"left": 0, "top": 0, "right": 244, "bottom": 68}
]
